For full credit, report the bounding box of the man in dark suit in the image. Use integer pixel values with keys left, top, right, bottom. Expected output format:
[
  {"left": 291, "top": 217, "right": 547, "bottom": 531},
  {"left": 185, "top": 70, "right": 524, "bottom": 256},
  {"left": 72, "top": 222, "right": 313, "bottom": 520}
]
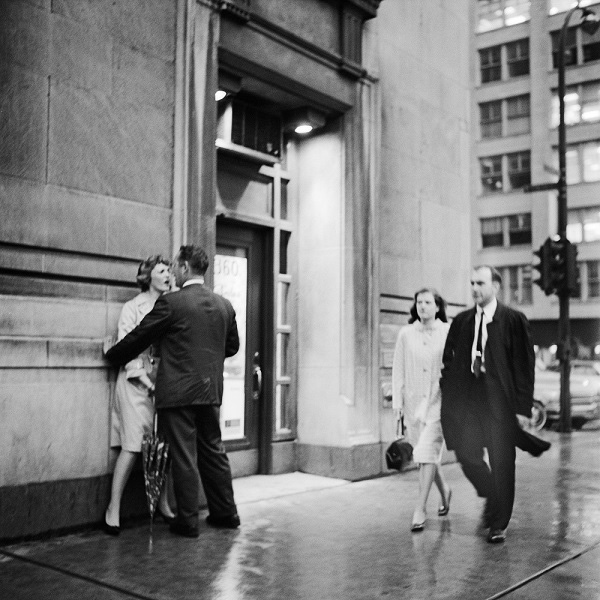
[
  {"left": 440, "top": 265, "right": 548, "bottom": 544},
  {"left": 105, "top": 245, "right": 240, "bottom": 537}
]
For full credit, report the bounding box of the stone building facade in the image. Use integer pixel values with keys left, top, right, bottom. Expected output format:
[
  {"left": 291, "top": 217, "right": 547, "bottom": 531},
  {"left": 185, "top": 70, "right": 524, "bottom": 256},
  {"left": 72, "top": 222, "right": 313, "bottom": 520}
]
[{"left": 0, "top": 0, "right": 471, "bottom": 540}]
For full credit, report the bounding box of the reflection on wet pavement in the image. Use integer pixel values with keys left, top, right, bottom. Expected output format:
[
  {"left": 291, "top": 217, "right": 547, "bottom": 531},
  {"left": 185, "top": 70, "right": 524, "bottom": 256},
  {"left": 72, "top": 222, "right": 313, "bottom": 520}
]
[{"left": 1, "top": 429, "right": 599, "bottom": 600}]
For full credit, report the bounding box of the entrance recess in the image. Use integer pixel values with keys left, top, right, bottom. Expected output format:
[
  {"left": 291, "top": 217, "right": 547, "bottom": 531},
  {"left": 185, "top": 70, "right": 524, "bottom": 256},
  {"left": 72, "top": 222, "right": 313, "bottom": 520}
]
[{"left": 215, "top": 222, "right": 271, "bottom": 475}]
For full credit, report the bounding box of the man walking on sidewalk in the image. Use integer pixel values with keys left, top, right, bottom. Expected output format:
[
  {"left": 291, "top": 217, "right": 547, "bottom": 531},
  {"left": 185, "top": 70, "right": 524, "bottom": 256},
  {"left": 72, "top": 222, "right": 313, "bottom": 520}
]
[
  {"left": 106, "top": 245, "right": 240, "bottom": 537},
  {"left": 440, "top": 265, "right": 547, "bottom": 544}
]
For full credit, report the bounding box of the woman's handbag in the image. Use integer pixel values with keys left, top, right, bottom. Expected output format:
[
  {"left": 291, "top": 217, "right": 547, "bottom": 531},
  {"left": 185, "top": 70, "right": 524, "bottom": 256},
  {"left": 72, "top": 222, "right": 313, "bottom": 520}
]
[{"left": 385, "top": 414, "right": 413, "bottom": 471}]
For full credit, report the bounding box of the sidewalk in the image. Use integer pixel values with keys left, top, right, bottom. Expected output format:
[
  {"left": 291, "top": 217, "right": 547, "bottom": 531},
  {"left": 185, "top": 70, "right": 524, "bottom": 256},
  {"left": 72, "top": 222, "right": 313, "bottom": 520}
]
[{"left": 1, "top": 428, "right": 599, "bottom": 600}]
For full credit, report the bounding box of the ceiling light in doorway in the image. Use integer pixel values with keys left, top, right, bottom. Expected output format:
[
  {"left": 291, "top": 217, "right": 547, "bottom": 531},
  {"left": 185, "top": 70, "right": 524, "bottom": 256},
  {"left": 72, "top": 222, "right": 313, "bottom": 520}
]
[
  {"left": 215, "top": 90, "right": 227, "bottom": 101},
  {"left": 294, "top": 124, "right": 313, "bottom": 134},
  {"left": 284, "top": 107, "right": 326, "bottom": 135}
]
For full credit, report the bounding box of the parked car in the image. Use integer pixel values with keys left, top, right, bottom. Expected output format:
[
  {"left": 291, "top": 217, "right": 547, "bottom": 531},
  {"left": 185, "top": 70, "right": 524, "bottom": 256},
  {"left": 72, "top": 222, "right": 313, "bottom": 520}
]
[{"left": 534, "top": 360, "right": 600, "bottom": 429}]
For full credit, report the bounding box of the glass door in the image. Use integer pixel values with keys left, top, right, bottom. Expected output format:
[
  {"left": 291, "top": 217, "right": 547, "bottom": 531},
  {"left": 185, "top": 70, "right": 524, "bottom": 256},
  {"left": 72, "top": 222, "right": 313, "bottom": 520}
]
[{"left": 215, "top": 222, "right": 269, "bottom": 474}]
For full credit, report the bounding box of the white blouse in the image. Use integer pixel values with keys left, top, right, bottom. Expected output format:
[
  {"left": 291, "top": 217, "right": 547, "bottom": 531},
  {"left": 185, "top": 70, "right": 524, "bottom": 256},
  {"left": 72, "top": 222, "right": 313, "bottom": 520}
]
[{"left": 392, "top": 319, "right": 450, "bottom": 424}]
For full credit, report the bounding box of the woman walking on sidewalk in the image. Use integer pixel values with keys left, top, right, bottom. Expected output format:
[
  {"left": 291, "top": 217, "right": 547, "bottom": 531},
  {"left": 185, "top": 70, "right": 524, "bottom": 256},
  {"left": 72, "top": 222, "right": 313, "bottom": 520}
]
[{"left": 392, "top": 288, "right": 451, "bottom": 532}]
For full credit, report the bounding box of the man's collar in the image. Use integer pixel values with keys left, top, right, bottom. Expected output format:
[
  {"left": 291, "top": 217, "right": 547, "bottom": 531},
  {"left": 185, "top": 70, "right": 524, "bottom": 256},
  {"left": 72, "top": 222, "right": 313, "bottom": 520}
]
[
  {"left": 478, "top": 297, "right": 498, "bottom": 318},
  {"left": 182, "top": 277, "right": 204, "bottom": 287}
]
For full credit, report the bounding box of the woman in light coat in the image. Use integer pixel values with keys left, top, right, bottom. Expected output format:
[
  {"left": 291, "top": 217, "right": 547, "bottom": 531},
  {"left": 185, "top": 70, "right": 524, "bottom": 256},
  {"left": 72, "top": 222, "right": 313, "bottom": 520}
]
[
  {"left": 392, "top": 288, "right": 451, "bottom": 531},
  {"left": 104, "top": 255, "right": 175, "bottom": 534}
]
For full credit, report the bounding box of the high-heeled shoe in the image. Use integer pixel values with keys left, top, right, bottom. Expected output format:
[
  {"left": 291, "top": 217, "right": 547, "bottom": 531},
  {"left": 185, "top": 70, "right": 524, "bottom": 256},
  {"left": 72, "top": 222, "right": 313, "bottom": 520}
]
[
  {"left": 411, "top": 509, "right": 426, "bottom": 532},
  {"left": 438, "top": 488, "right": 452, "bottom": 516},
  {"left": 156, "top": 508, "right": 176, "bottom": 525},
  {"left": 102, "top": 511, "right": 120, "bottom": 536}
]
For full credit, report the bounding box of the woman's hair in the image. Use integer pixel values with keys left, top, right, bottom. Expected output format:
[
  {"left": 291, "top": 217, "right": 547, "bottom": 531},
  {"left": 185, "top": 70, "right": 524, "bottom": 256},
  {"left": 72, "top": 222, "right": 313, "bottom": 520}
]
[
  {"left": 136, "top": 255, "right": 169, "bottom": 291},
  {"left": 408, "top": 287, "right": 448, "bottom": 323}
]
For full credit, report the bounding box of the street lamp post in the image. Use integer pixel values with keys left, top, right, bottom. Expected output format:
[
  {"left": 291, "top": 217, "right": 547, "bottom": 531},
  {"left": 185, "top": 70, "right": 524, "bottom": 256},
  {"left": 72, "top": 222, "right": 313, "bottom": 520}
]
[{"left": 556, "top": 5, "right": 600, "bottom": 433}]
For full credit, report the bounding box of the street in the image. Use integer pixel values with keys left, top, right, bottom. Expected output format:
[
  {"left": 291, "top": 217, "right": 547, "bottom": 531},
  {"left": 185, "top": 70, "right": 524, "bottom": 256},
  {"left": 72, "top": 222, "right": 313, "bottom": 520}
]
[{"left": 1, "top": 426, "right": 599, "bottom": 600}]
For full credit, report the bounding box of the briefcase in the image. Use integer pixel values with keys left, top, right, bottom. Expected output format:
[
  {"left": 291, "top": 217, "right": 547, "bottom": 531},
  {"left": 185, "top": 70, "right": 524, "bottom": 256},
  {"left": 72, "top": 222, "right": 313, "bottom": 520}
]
[{"left": 385, "top": 415, "right": 413, "bottom": 471}]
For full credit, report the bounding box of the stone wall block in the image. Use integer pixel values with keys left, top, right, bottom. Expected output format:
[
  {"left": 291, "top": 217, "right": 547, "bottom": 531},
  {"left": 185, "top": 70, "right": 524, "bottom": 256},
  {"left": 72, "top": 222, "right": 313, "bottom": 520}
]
[
  {"left": 0, "top": 338, "right": 47, "bottom": 367},
  {"left": 48, "top": 83, "right": 173, "bottom": 204},
  {"left": 0, "top": 1, "right": 50, "bottom": 74},
  {"left": 0, "top": 369, "right": 110, "bottom": 487},
  {"left": 0, "top": 175, "right": 48, "bottom": 245},
  {"left": 51, "top": 0, "right": 111, "bottom": 32},
  {"left": 45, "top": 185, "right": 108, "bottom": 254},
  {"left": 109, "top": 0, "right": 176, "bottom": 61},
  {"left": 0, "top": 296, "right": 106, "bottom": 338},
  {"left": 50, "top": 12, "right": 112, "bottom": 92},
  {"left": 0, "top": 65, "right": 48, "bottom": 181},
  {"left": 113, "top": 42, "right": 174, "bottom": 110},
  {"left": 107, "top": 199, "right": 171, "bottom": 260},
  {"left": 47, "top": 339, "right": 105, "bottom": 367}
]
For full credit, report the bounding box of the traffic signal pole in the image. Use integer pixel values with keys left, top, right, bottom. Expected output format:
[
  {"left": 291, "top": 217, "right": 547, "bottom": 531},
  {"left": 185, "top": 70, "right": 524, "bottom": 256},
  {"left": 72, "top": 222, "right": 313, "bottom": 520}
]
[{"left": 557, "top": 10, "right": 573, "bottom": 433}]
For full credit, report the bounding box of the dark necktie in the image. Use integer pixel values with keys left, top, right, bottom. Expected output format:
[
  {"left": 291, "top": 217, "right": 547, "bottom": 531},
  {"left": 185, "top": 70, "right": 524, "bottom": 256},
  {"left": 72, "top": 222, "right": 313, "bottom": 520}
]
[{"left": 473, "top": 312, "right": 484, "bottom": 378}]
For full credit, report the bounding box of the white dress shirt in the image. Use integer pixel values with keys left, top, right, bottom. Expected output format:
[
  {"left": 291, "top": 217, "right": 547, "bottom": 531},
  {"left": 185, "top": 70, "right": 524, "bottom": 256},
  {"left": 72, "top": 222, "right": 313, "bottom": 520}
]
[{"left": 471, "top": 297, "right": 497, "bottom": 374}]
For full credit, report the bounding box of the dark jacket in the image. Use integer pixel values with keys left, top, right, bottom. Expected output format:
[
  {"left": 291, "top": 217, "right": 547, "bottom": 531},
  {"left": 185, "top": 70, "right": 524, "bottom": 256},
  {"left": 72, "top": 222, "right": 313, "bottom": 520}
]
[
  {"left": 105, "top": 284, "right": 239, "bottom": 409},
  {"left": 440, "top": 301, "right": 535, "bottom": 451}
]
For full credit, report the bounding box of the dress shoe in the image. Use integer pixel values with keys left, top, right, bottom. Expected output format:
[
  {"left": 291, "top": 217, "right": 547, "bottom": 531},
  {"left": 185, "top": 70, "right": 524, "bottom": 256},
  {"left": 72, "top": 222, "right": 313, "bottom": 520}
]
[
  {"left": 169, "top": 521, "right": 200, "bottom": 538},
  {"left": 410, "top": 509, "right": 426, "bottom": 532},
  {"left": 438, "top": 488, "right": 452, "bottom": 516},
  {"left": 102, "top": 512, "right": 120, "bottom": 536},
  {"left": 206, "top": 513, "right": 241, "bottom": 529},
  {"left": 487, "top": 528, "right": 506, "bottom": 544}
]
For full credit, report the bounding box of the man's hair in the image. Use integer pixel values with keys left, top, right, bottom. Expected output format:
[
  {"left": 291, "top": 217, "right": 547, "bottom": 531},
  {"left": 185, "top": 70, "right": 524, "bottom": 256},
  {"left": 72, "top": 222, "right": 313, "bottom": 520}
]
[
  {"left": 474, "top": 264, "right": 502, "bottom": 285},
  {"left": 136, "top": 255, "right": 169, "bottom": 291},
  {"left": 177, "top": 245, "right": 209, "bottom": 275},
  {"left": 408, "top": 287, "right": 448, "bottom": 323}
]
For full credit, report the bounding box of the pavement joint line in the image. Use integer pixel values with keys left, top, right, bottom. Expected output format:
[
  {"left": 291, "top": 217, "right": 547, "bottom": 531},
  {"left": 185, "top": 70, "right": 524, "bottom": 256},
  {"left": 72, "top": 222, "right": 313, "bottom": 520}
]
[
  {"left": 0, "top": 547, "right": 157, "bottom": 600},
  {"left": 484, "top": 539, "right": 600, "bottom": 600}
]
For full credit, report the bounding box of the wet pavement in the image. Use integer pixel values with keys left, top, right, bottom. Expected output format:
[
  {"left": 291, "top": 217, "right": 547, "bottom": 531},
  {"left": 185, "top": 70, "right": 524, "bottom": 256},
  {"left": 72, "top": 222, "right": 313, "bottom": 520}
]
[{"left": 1, "top": 428, "right": 599, "bottom": 600}]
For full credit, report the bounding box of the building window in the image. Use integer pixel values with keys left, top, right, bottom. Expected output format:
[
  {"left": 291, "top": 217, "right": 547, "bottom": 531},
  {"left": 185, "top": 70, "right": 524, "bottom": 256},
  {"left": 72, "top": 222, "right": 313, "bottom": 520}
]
[
  {"left": 551, "top": 81, "right": 600, "bottom": 127},
  {"left": 477, "top": 0, "right": 531, "bottom": 32},
  {"left": 583, "top": 142, "right": 600, "bottom": 181},
  {"left": 481, "top": 213, "right": 531, "bottom": 248},
  {"left": 581, "top": 81, "right": 600, "bottom": 122},
  {"left": 508, "top": 213, "right": 532, "bottom": 245},
  {"left": 226, "top": 99, "right": 282, "bottom": 157},
  {"left": 506, "top": 94, "right": 531, "bottom": 135},
  {"left": 551, "top": 22, "right": 600, "bottom": 69},
  {"left": 551, "top": 27, "right": 577, "bottom": 69},
  {"left": 553, "top": 141, "right": 600, "bottom": 184},
  {"left": 567, "top": 207, "right": 600, "bottom": 242},
  {"left": 482, "top": 217, "right": 504, "bottom": 247},
  {"left": 583, "top": 25, "right": 600, "bottom": 63},
  {"left": 507, "top": 151, "right": 531, "bottom": 190},
  {"left": 480, "top": 46, "right": 502, "bottom": 83},
  {"left": 549, "top": 1, "right": 600, "bottom": 16},
  {"left": 480, "top": 155, "right": 503, "bottom": 193},
  {"left": 588, "top": 260, "right": 600, "bottom": 297},
  {"left": 505, "top": 265, "right": 533, "bottom": 305},
  {"left": 480, "top": 101, "right": 502, "bottom": 138},
  {"left": 506, "top": 39, "right": 530, "bottom": 77}
]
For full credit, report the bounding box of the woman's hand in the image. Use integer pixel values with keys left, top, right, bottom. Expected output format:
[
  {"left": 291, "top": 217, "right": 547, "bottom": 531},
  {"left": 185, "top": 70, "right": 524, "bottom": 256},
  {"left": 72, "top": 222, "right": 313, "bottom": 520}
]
[{"left": 102, "top": 336, "right": 115, "bottom": 356}]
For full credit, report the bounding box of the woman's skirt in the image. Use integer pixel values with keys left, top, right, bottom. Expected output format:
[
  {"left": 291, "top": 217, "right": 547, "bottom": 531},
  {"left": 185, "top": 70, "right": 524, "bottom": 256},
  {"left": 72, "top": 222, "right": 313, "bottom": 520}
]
[{"left": 408, "top": 419, "right": 445, "bottom": 465}]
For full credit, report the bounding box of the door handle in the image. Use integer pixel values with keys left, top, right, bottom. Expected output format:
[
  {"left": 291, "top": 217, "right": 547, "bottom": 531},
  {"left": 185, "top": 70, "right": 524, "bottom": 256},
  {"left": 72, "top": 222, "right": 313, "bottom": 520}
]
[{"left": 252, "top": 352, "right": 262, "bottom": 401}]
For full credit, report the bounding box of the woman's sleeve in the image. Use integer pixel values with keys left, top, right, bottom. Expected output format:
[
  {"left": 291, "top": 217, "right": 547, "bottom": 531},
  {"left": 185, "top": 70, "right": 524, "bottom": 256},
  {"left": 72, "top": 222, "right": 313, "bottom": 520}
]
[
  {"left": 391, "top": 329, "right": 406, "bottom": 411},
  {"left": 117, "top": 301, "right": 145, "bottom": 379}
]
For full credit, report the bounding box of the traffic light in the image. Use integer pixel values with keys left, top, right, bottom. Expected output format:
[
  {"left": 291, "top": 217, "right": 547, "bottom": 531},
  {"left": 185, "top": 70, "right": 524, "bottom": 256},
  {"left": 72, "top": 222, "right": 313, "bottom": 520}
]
[
  {"left": 548, "top": 236, "right": 579, "bottom": 296},
  {"left": 533, "top": 238, "right": 552, "bottom": 295},
  {"left": 565, "top": 239, "right": 579, "bottom": 296},
  {"left": 533, "top": 237, "right": 579, "bottom": 296}
]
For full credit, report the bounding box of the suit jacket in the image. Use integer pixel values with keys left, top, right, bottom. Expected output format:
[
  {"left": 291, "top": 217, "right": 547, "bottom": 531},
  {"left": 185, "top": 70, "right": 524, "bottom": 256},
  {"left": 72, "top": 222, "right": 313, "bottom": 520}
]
[
  {"left": 105, "top": 284, "right": 240, "bottom": 409},
  {"left": 440, "top": 302, "right": 535, "bottom": 451}
]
